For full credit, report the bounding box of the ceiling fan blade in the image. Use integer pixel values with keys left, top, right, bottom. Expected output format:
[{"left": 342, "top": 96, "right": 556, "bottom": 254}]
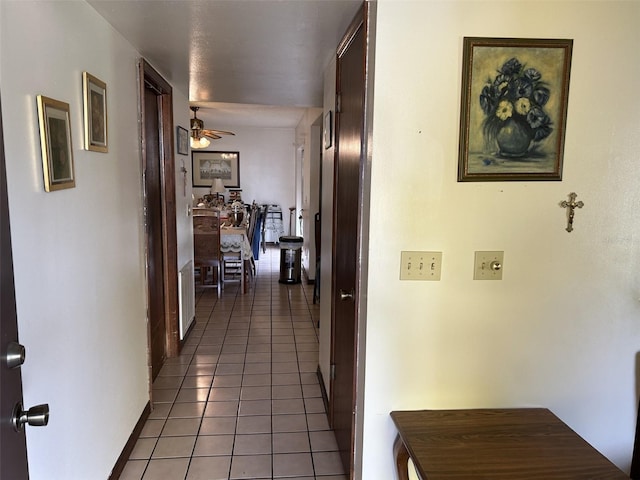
[
  {"left": 202, "top": 128, "right": 235, "bottom": 137},
  {"left": 202, "top": 131, "right": 222, "bottom": 140}
]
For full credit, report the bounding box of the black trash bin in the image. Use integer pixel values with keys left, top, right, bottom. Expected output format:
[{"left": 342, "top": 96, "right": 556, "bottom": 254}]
[{"left": 278, "top": 236, "right": 303, "bottom": 284}]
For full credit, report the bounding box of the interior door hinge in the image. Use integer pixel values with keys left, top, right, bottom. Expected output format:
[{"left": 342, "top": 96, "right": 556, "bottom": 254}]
[
  {"left": 330, "top": 364, "right": 336, "bottom": 380},
  {"left": 336, "top": 93, "right": 342, "bottom": 114}
]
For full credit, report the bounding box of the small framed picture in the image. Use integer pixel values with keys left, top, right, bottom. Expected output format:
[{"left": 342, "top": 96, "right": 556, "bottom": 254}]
[
  {"left": 192, "top": 151, "right": 240, "bottom": 188},
  {"left": 177, "top": 126, "right": 189, "bottom": 155},
  {"left": 82, "top": 72, "right": 108, "bottom": 153},
  {"left": 37, "top": 95, "right": 76, "bottom": 192},
  {"left": 458, "top": 37, "right": 573, "bottom": 181},
  {"left": 324, "top": 110, "right": 333, "bottom": 149}
]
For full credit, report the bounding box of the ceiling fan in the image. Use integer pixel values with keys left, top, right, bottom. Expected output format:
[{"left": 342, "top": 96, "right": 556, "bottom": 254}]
[{"left": 189, "top": 106, "right": 235, "bottom": 149}]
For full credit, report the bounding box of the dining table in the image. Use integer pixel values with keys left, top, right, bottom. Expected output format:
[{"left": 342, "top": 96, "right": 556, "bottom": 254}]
[{"left": 390, "top": 408, "right": 627, "bottom": 480}]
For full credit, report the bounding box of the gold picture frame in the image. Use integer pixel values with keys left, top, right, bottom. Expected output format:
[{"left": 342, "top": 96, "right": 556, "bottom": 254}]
[
  {"left": 458, "top": 37, "right": 573, "bottom": 182},
  {"left": 37, "top": 95, "right": 76, "bottom": 192},
  {"left": 82, "top": 72, "right": 108, "bottom": 152}
]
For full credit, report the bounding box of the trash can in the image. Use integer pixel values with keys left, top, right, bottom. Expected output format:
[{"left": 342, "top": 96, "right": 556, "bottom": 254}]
[{"left": 279, "top": 236, "right": 303, "bottom": 284}]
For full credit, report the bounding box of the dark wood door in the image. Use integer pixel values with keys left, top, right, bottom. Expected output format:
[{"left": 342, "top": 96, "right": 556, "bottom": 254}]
[
  {"left": 140, "top": 60, "right": 179, "bottom": 381},
  {"left": 144, "top": 86, "right": 167, "bottom": 380},
  {"left": 330, "top": 6, "right": 366, "bottom": 477},
  {"left": 0, "top": 96, "right": 30, "bottom": 478}
]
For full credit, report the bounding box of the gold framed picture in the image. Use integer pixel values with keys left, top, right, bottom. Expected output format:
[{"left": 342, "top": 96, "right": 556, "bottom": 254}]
[
  {"left": 83, "top": 72, "right": 108, "bottom": 152},
  {"left": 458, "top": 37, "right": 573, "bottom": 182},
  {"left": 37, "top": 95, "right": 76, "bottom": 192}
]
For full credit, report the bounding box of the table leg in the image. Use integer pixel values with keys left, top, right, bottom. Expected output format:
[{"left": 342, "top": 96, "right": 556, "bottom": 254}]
[{"left": 393, "top": 435, "right": 410, "bottom": 480}]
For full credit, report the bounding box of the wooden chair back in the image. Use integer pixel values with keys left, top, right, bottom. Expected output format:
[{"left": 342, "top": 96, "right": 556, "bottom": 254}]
[{"left": 193, "top": 211, "right": 221, "bottom": 268}]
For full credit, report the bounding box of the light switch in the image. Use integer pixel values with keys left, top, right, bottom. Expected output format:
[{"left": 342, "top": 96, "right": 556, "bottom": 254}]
[
  {"left": 400, "top": 251, "right": 442, "bottom": 281},
  {"left": 474, "top": 251, "right": 504, "bottom": 280}
]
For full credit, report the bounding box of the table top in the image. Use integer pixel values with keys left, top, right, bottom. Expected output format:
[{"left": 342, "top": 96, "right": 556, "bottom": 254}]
[{"left": 390, "top": 408, "right": 627, "bottom": 479}]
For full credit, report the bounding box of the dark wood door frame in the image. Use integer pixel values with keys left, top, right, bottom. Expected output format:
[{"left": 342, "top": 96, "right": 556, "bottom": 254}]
[
  {"left": 138, "top": 60, "right": 180, "bottom": 361},
  {"left": 329, "top": 2, "right": 375, "bottom": 478}
]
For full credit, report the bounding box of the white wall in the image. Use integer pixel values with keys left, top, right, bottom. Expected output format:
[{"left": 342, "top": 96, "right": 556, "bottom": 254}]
[
  {"left": 191, "top": 126, "right": 296, "bottom": 227},
  {"left": 174, "top": 92, "right": 195, "bottom": 287},
  {"left": 295, "top": 108, "right": 323, "bottom": 276},
  {"left": 362, "top": 1, "right": 640, "bottom": 478},
  {"left": 1, "top": 2, "right": 154, "bottom": 478},
  {"left": 173, "top": 91, "right": 196, "bottom": 337},
  {"left": 319, "top": 56, "right": 337, "bottom": 395}
]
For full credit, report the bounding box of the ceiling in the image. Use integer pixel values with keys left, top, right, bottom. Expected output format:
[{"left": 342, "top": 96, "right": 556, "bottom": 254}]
[{"left": 87, "top": 0, "right": 362, "bottom": 128}]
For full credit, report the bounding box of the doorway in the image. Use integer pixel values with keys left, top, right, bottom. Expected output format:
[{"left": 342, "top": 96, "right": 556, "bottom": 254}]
[
  {"left": 329, "top": 3, "right": 374, "bottom": 478},
  {"left": 138, "top": 60, "right": 179, "bottom": 381}
]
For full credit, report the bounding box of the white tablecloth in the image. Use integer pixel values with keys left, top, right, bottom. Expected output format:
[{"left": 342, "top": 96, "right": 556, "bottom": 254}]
[{"left": 221, "top": 227, "right": 253, "bottom": 260}]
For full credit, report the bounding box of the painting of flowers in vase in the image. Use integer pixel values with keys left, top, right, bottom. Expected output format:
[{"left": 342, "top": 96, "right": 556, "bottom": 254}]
[{"left": 458, "top": 37, "right": 573, "bottom": 181}]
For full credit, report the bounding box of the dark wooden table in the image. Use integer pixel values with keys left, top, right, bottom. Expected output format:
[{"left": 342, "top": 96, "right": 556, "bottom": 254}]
[{"left": 390, "top": 408, "right": 628, "bottom": 479}]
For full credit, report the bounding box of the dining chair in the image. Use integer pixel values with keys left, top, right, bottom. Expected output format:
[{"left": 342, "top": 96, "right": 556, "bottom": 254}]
[
  {"left": 221, "top": 223, "right": 247, "bottom": 293},
  {"left": 246, "top": 203, "right": 259, "bottom": 275},
  {"left": 193, "top": 210, "right": 221, "bottom": 297}
]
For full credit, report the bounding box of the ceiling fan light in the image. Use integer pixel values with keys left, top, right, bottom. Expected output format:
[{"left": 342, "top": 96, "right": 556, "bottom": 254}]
[{"left": 190, "top": 135, "right": 210, "bottom": 149}]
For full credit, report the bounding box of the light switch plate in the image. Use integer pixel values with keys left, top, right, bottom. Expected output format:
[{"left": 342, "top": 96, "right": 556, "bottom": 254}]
[
  {"left": 400, "top": 251, "right": 442, "bottom": 281},
  {"left": 474, "top": 251, "right": 504, "bottom": 280}
]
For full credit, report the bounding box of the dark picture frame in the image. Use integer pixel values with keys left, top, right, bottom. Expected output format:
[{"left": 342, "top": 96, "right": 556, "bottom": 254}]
[
  {"left": 37, "top": 95, "right": 76, "bottom": 192},
  {"left": 82, "top": 72, "right": 108, "bottom": 153},
  {"left": 458, "top": 37, "right": 573, "bottom": 182},
  {"left": 177, "top": 126, "right": 189, "bottom": 155},
  {"left": 192, "top": 151, "right": 240, "bottom": 188}
]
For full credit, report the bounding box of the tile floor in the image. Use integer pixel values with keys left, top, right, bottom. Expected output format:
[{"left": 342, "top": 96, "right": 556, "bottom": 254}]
[{"left": 119, "top": 247, "right": 346, "bottom": 480}]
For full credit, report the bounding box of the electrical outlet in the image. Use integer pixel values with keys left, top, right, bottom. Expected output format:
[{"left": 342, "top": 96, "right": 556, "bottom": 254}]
[
  {"left": 474, "top": 251, "right": 504, "bottom": 280},
  {"left": 400, "top": 251, "right": 442, "bottom": 281}
]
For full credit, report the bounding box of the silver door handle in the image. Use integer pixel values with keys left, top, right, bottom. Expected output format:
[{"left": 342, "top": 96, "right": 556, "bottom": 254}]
[
  {"left": 12, "top": 403, "right": 49, "bottom": 432},
  {"left": 6, "top": 341, "right": 26, "bottom": 369},
  {"left": 339, "top": 289, "right": 354, "bottom": 301}
]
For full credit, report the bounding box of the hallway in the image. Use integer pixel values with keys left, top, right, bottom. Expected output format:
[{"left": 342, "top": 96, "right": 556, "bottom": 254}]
[{"left": 120, "top": 247, "right": 345, "bottom": 480}]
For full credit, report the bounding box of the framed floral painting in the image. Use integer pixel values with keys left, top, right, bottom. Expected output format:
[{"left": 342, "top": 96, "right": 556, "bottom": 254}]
[{"left": 458, "top": 37, "right": 573, "bottom": 181}]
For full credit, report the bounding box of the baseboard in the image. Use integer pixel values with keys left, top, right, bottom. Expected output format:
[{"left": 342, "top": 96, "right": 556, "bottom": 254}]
[
  {"left": 180, "top": 317, "right": 196, "bottom": 350},
  {"left": 302, "top": 266, "right": 316, "bottom": 285},
  {"left": 108, "top": 401, "right": 151, "bottom": 480},
  {"left": 317, "top": 366, "right": 330, "bottom": 417}
]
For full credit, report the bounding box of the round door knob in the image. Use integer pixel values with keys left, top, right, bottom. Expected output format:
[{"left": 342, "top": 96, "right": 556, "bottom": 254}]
[
  {"left": 12, "top": 403, "right": 50, "bottom": 432},
  {"left": 6, "top": 342, "right": 26, "bottom": 369}
]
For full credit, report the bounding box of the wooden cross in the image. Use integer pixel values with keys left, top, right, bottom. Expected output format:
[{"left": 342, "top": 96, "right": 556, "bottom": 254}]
[{"left": 560, "top": 192, "right": 584, "bottom": 233}]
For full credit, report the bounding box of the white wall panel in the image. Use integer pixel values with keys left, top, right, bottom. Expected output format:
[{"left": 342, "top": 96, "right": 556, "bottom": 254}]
[{"left": 362, "top": 1, "right": 640, "bottom": 477}]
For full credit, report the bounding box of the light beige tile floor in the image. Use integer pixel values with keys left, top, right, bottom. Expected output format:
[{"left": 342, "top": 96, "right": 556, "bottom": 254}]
[{"left": 120, "top": 247, "right": 346, "bottom": 480}]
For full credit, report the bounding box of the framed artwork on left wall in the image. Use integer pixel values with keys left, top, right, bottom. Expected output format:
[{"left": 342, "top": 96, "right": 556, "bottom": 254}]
[
  {"left": 37, "top": 95, "right": 76, "bottom": 192},
  {"left": 177, "top": 126, "right": 189, "bottom": 155},
  {"left": 82, "top": 71, "right": 108, "bottom": 153}
]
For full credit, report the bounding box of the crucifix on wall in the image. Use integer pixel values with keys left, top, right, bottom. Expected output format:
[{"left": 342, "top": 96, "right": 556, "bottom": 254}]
[{"left": 560, "top": 192, "right": 584, "bottom": 233}]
